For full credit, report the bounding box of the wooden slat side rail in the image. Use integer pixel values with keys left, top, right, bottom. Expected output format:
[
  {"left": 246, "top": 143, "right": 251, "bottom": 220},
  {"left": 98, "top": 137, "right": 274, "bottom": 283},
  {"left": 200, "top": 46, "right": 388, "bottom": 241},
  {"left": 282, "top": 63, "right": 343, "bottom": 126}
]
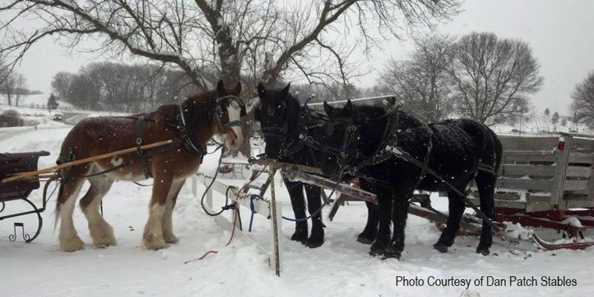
[
  {"left": 499, "top": 136, "right": 558, "bottom": 151},
  {"left": 502, "top": 151, "right": 555, "bottom": 163},
  {"left": 496, "top": 177, "right": 552, "bottom": 192},
  {"left": 570, "top": 137, "right": 594, "bottom": 152},
  {"left": 501, "top": 164, "right": 556, "bottom": 178},
  {"left": 564, "top": 180, "right": 589, "bottom": 191},
  {"left": 501, "top": 164, "right": 590, "bottom": 179},
  {"left": 566, "top": 166, "right": 592, "bottom": 178},
  {"left": 569, "top": 152, "right": 594, "bottom": 164}
]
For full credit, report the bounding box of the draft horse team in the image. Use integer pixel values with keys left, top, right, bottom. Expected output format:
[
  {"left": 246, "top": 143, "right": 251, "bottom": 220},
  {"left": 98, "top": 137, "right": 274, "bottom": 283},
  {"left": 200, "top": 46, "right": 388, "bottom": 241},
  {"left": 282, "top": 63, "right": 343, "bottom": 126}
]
[{"left": 53, "top": 79, "right": 501, "bottom": 259}]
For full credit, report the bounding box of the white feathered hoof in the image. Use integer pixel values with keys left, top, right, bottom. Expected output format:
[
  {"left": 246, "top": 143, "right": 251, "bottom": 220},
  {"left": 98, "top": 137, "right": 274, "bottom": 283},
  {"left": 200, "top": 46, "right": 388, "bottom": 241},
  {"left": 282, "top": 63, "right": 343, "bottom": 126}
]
[
  {"left": 143, "top": 232, "right": 167, "bottom": 250},
  {"left": 90, "top": 222, "right": 117, "bottom": 248},
  {"left": 163, "top": 232, "right": 179, "bottom": 244},
  {"left": 60, "top": 235, "right": 85, "bottom": 252}
]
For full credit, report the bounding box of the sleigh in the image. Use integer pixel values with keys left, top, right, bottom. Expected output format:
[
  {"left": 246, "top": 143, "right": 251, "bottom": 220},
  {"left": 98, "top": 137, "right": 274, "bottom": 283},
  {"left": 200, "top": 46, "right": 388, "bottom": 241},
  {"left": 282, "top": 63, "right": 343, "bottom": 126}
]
[
  {"left": 485, "top": 133, "right": 594, "bottom": 249},
  {"left": 411, "top": 133, "right": 594, "bottom": 250},
  {"left": 0, "top": 151, "right": 50, "bottom": 242}
]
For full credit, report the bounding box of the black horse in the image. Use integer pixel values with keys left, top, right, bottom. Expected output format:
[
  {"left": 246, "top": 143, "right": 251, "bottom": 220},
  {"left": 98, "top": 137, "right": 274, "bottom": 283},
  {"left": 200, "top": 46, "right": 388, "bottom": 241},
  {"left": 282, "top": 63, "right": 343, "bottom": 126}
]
[
  {"left": 252, "top": 83, "right": 325, "bottom": 248},
  {"left": 312, "top": 100, "right": 502, "bottom": 258}
]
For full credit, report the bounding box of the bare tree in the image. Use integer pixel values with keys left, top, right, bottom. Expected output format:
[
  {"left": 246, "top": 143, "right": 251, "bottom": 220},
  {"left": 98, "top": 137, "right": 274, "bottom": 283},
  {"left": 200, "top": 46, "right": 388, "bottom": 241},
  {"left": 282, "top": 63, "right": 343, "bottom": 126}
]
[
  {"left": 449, "top": 32, "right": 543, "bottom": 125},
  {"left": 380, "top": 35, "right": 455, "bottom": 122},
  {"left": 571, "top": 71, "right": 594, "bottom": 128},
  {"left": 0, "top": 0, "right": 460, "bottom": 91},
  {"left": 51, "top": 71, "right": 75, "bottom": 100},
  {"left": 0, "top": 71, "right": 26, "bottom": 106}
]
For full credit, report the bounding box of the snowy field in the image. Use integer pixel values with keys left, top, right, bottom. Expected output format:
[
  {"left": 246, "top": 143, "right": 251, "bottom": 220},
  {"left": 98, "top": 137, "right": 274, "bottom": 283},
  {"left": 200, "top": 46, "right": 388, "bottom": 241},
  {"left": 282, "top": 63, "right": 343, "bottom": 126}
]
[{"left": 1, "top": 119, "right": 594, "bottom": 297}]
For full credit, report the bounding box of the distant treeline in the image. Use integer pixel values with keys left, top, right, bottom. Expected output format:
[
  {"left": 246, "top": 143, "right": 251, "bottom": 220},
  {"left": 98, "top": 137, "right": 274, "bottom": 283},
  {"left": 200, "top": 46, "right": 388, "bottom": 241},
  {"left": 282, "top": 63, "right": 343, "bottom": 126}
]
[{"left": 52, "top": 62, "right": 203, "bottom": 112}]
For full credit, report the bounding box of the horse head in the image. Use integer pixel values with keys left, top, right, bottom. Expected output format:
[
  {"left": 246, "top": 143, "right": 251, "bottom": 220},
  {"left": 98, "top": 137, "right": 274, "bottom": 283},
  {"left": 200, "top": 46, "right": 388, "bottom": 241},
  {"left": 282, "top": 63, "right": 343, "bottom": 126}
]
[
  {"left": 180, "top": 80, "right": 246, "bottom": 153},
  {"left": 251, "top": 82, "right": 301, "bottom": 159},
  {"left": 316, "top": 100, "right": 391, "bottom": 180}
]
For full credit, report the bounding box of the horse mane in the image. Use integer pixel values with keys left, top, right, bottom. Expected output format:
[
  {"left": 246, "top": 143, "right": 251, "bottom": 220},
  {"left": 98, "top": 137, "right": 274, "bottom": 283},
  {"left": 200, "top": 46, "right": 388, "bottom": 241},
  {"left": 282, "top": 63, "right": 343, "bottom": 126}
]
[{"left": 352, "top": 104, "right": 425, "bottom": 129}]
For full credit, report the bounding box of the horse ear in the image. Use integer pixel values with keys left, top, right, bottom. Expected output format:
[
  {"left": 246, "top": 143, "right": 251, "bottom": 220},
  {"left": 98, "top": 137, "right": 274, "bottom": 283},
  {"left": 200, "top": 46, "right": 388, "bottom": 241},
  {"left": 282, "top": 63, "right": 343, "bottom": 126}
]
[
  {"left": 232, "top": 82, "right": 242, "bottom": 95},
  {"left": 344, "top": 99, "right": 353, "bottom": 113},
  {"left": 257, "top": 82, "right": 266, "bottom": 97},
  {"left": 324, "top": 101, "right": 334, "bottom": 117},
  {"left": 217, "top": 80, "right": 226, "bottom": 94},
  {"left": 282, "top": 83, "right": 291, "bottom": 95}
]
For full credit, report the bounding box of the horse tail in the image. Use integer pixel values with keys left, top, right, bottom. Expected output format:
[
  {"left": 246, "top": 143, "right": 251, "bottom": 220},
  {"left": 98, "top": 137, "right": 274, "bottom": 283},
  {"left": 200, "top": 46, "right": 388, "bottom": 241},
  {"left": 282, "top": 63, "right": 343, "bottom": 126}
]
[
  {"left": 454, "top": 119, "right": 500, "bottom": 175},
  {"left": 493, "top": 131, "right": 503, "bottom": 175},
  {"left": 54, "top": 180, "right": 64, "bottom": 230},
  {"left": 54, "top": 122, "right": 84, "bottom": 229}
]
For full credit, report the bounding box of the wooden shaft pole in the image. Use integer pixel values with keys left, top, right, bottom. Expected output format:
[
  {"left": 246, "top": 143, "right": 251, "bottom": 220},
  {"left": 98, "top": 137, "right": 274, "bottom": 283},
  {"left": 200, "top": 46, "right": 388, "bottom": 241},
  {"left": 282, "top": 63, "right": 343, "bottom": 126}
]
[
  {"left": 2, "top": 139, "right": 173, "bottom": 184},
  {"left": 251, "top": 159, "right": 322, "bottom": 175}
]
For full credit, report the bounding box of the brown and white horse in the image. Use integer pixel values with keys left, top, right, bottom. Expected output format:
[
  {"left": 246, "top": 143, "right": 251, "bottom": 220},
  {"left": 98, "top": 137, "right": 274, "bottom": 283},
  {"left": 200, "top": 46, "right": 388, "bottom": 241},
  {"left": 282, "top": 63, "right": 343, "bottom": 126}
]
[{"left": 55, "top": 81, "right": 245, "bottom": 251}]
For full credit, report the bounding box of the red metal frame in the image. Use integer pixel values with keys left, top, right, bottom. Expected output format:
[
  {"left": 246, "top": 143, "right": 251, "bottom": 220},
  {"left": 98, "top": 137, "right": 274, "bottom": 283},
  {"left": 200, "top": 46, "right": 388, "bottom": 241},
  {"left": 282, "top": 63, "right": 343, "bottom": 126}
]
[{"left": 496, "top": 207, "right": 594, "bottom": 237}]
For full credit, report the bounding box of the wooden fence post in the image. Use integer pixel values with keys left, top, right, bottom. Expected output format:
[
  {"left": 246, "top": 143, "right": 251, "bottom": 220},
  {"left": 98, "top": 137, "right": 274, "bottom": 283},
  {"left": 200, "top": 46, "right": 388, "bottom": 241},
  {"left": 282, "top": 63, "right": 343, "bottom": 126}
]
[
  {"left": 269, "top": 164, "right": 282, "bottom": 276},
  {"left": 552, "top": 134, "right": 571, "bottom": 209}
]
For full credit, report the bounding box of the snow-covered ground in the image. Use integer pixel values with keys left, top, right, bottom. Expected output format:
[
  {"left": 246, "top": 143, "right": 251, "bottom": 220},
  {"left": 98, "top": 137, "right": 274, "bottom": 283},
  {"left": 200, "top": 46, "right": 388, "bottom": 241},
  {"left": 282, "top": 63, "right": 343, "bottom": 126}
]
[{"left": 1, "top": 122, "right": 594, "bottom": 297}]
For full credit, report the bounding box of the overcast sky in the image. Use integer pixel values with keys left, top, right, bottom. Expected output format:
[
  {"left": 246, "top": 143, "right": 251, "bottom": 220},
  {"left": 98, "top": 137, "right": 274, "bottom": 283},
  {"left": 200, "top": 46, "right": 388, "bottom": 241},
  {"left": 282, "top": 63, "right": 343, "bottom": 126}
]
[{"left": 14, "top": 0, "right": 594, "bottom": 115}]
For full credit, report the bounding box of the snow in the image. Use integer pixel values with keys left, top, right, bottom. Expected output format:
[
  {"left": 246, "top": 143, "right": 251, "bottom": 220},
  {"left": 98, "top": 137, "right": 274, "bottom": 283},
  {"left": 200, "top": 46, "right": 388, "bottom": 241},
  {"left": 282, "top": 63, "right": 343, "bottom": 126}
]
[{"left": 2, "top": 124, "right": 594, "bottom": 297}]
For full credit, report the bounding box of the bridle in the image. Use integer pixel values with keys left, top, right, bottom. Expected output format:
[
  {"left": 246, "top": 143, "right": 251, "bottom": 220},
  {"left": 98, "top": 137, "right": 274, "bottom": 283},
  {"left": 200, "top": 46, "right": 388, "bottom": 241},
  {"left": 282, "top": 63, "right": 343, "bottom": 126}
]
[
  {"left": 176, "top": 93, "right": 245, "bottom": 155},
  {"left": 214, "top": 94, "right": 246, "bottom": 130},
  {"left": 302, "top": 106, "right": 401, "bottom": 178}
]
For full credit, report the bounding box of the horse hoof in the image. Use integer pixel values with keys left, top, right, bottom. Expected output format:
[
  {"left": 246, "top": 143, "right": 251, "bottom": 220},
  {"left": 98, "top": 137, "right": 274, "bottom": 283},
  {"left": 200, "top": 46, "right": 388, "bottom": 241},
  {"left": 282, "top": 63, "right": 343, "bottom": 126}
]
[
  {"left": 307, "top": 226, "right": 324, "bottom": 248},
  {"left": 476, "top": 247, "right": 490, "bottom": 256},
  {"left": 369, "top": 240, "right": 387, "bottom": 256},
  {"left": 383, "top": 251, "right": 402, "bottom": 260},
  {"left": 164, "top": 234, "right": 179, "bottom": 244},
  {"left": 93, "top": 237, "right": 117, "bottom": 249},
  {"left": 143, "top": 234, "right": 167, "bottom": 250},
  {"left": 357, "top": 236, "right": 374, "bottom": 245},
  {"left": 357, "top": 232, "right": 375, "bottom": 244},
  {"left": 306, "top": 238, "right": 324, "bottom": 248},
  {"left": 433, "top": 243, "right": 449, "bottom": 253},
  {"left": 60, "top": 236, "right": 85, "bottom": 252},
  {"left": 382, "top": 241, "right": 403, "bottom": 259},
  {"left": 290, "top": 230, "right": 308, "bottom": 244},
  {"left": 90, "top": 224, "right": 117, "bottom": 248}
]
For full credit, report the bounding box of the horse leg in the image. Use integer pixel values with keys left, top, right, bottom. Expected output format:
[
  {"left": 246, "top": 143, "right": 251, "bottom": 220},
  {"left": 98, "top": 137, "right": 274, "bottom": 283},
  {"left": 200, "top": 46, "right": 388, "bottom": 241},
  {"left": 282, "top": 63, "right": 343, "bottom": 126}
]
[
  {"left": 304, "top": 184, "right": 324, "bottom": 248},
  {"left": 162, "top": 179, "right": 185, "bottom": 244},
  {"left": 57, "top": 177, "right": 85, "bottom": 252},
  {"left": 358, "top": 201, "right": 379, "bottom": 244},
  {"left": 143, "top": 174, "right": 173, "bottom": 250},
  {"left": 475, "top": 171, "right": 496, "bottom": 255},
  {"left": 283, "top": 177, "right": 307, "bottom": 244},
  {"left": 358, "top": 180, "right": 378, "bottom": 244},
  {"left": 80, "top": 176, "right": 116, "bottom": 248},
  {"left": 370, "top": 188, "right": 391, "bottom": 256},
  {"left": 434, "top": 190, "right": 465, "bottom": 253},
  {"left": 385, "top": 194, "right": 410, "bottom": 259}
]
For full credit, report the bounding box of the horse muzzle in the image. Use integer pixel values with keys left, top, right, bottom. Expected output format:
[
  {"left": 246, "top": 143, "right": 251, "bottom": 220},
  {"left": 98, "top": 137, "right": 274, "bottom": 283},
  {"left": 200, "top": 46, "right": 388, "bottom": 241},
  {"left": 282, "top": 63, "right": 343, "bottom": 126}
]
[{"left": 224, "top": 124, "right": 244, "bottom": 153}]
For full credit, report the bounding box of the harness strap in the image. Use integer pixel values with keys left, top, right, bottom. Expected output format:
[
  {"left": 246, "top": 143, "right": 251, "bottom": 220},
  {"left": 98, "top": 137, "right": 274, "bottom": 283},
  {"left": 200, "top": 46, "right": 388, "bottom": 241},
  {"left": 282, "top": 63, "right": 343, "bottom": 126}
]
[
  {"left": 413, "top": 130, "right": 433, "bottom": 190},
  {"left": 134, "top": 115, "right": 152, "bottom": 179}
]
